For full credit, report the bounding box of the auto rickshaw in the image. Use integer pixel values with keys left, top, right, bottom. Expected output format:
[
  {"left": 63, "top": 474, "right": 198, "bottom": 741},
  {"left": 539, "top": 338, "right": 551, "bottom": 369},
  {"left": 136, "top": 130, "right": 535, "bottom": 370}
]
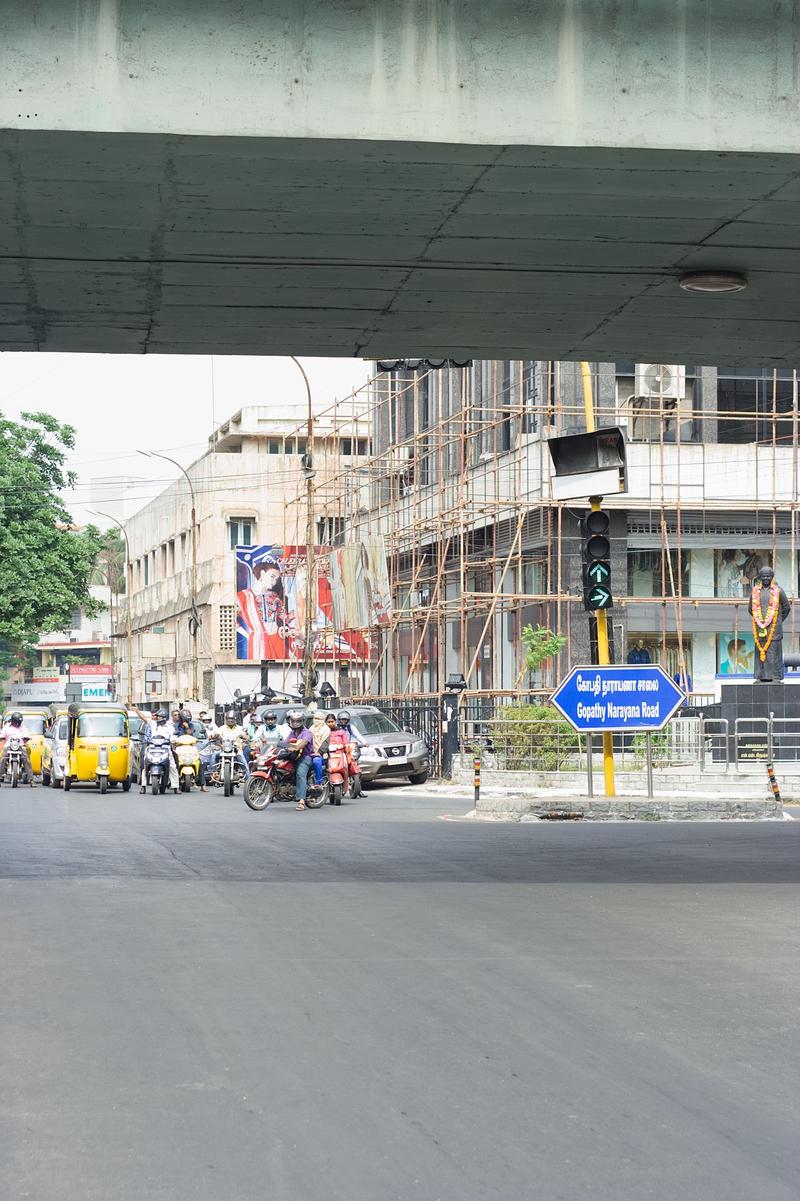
[
  {"left": 3, "top": 708, "right": 49, "bottom": 777},
  {"left": 64, "top": 704, "right": 131, "bottom": 793}
]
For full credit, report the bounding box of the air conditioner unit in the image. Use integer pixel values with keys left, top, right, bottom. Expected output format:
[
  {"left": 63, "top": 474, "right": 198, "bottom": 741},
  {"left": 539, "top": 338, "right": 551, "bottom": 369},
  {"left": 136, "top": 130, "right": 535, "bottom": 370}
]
[{"left": 635, "top": 364, "right": 685, "bottom": 400}]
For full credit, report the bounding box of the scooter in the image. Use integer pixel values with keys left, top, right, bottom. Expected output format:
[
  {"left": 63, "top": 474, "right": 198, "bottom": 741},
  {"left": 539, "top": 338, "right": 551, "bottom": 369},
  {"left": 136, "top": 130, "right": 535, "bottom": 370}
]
[
  {"left": 143, "top": 735, "right": 172, "bottom": 795},
  {"left": 244, "top": 746, "right": 329, "bottom": 811},
  {"left": 327, "top": 745, "right": 355, "bottom": 806},
  {"left": 174, "top": 734, "right": 200, "bottom": 792}
]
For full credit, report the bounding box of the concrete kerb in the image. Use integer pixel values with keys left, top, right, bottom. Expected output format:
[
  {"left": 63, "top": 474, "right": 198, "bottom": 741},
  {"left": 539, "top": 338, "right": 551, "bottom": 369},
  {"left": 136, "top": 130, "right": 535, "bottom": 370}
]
[{"left": 469, "top": 791, "right": 783, "bottom": 822}]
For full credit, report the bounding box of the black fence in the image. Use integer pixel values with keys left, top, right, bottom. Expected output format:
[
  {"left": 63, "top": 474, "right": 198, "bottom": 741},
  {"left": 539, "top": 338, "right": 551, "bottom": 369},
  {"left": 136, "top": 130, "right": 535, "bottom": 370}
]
[{"left": 355, "top": 696, "right": 443, "bottom": 778}]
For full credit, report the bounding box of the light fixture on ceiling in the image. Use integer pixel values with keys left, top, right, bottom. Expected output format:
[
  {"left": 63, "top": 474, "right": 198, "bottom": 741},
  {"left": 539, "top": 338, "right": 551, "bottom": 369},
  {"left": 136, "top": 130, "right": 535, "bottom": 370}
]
[{"left": 678, "top": 271, "right": 748, "bottom": 294}]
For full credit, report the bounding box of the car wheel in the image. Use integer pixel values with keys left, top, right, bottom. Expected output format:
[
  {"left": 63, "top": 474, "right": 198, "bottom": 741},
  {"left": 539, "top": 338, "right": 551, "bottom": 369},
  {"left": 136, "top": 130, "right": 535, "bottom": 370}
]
[
  {"left": 42, "top": 769, "right": 50, "bottom": 787},
  {"left": 408, "top": 771, "right": 429, "bottom": 785}
]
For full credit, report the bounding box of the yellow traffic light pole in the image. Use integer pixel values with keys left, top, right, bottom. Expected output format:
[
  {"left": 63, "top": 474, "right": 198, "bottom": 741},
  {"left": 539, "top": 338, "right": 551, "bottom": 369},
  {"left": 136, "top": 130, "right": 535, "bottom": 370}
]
[{"left": 580, "top": 363, "right": 616, "bottom": 797}]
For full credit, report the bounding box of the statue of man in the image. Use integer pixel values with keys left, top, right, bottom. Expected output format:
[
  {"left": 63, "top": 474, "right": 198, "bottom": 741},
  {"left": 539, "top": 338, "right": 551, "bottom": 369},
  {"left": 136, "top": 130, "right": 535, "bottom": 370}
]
[{"left": 749, "top": 566, "right": 791, "bottom": 682}]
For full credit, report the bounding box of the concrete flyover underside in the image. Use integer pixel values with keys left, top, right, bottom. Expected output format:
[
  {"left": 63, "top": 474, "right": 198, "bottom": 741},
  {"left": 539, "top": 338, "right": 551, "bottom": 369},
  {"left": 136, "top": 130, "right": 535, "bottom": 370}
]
[
  {"left": 2, "top": 131, "right": 800, "bottom": 364},
  {"left": 2, "top": 1, "right": 800, "bottom": 363}
]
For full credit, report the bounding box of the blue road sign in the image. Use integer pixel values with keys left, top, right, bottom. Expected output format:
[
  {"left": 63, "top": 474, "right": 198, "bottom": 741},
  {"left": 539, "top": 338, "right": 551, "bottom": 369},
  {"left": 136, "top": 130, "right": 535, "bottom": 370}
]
[{"left": 551, "top": 664, "right": 686, "bottom": 733}]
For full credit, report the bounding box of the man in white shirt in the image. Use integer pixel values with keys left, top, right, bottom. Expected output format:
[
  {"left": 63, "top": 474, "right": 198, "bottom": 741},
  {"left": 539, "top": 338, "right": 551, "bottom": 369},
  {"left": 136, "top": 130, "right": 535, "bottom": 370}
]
[{"left": 0, "top": 712, "right": 35, "bottom": 784}]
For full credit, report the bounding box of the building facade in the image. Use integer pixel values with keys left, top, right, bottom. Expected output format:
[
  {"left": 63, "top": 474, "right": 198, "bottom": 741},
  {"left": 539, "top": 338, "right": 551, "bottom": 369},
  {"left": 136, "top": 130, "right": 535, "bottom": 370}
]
[
  {"left": 313, "top": 361, "right": 799, "bottom": 701},
  {"left": 119, "top": 397, "right": 369, "bottom": 708}
]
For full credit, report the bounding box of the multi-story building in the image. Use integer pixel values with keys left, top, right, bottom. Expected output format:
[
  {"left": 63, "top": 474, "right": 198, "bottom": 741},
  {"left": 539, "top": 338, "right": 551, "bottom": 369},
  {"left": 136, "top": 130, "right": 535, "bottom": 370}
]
[
  {"left": 36, "top": 583, "right": 114, "bottom": 673},
  {"left": 119, "top": 397, "right": 369, "bottom": 707},
  {"left": 314, "top": 361, "right": 799, "bottom": 700}
]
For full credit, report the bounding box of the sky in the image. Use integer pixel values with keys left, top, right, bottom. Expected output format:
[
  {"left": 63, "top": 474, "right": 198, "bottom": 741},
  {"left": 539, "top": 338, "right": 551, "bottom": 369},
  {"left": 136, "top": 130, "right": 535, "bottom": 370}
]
[{"left": 0, "top": 353, "right": 371, "bottom": 527}]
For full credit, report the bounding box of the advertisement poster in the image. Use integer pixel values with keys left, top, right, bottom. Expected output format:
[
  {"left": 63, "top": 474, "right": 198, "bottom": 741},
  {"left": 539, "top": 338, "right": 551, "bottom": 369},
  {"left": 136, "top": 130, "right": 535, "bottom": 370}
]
[
  {"left": 329, "top": 537, "right": 393, "bottom": 631},
  {"left": 717, "top": 630, "right": 755, "bottom": 675},
  {"left": 235, "top": 544, "right": 371, "bottom": 662}
]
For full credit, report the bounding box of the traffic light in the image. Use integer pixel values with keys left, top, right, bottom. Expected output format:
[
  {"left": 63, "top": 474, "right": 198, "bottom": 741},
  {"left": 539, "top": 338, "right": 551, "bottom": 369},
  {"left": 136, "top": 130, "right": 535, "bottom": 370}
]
[{"left": 581, "top": 509, "right": 612, "bottom": 611}]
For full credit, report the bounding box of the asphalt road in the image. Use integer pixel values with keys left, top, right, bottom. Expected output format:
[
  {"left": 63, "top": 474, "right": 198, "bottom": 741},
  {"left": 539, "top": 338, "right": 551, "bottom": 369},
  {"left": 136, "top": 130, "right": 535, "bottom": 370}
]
[{"left": 1, "top": 781, "right": 798, "bottom": 1201}]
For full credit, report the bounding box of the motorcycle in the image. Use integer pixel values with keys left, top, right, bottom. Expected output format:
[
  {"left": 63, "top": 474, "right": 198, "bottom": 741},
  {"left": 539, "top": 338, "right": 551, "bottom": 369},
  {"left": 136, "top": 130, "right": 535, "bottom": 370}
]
[
  {"left": 3, "top": 735, "right": 31, "bottom": 788},
  {"left": 210, "top": 737, "right": 247, "bottom": 797},
  {"left": 144, "top": 734, "right": 172, "bottom": 795},
  {"left": 173, "top": 733, "right": 200, "bottom": 792},
  {"left": 244, "top": 746, "right": 329, "bottom": 811}
]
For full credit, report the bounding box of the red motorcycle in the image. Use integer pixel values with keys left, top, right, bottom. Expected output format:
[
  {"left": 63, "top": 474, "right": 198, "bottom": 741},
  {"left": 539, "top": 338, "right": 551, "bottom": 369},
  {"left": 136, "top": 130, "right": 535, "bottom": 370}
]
[{"left": 243, "top": 746, "right": 329, "bottom": 811}]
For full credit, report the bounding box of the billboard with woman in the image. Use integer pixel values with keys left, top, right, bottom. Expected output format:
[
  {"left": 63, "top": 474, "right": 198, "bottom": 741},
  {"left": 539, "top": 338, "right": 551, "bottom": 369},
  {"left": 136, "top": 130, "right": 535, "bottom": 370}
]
[{"left": 235, "top": 544, "right": 370, "bottom": 662}]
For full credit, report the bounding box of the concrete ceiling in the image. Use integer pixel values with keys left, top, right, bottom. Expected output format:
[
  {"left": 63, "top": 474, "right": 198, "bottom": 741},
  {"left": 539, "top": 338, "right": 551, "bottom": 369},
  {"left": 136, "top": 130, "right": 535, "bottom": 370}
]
[{"left": 1, "top": 130, "right": 799, "bottom": 365}]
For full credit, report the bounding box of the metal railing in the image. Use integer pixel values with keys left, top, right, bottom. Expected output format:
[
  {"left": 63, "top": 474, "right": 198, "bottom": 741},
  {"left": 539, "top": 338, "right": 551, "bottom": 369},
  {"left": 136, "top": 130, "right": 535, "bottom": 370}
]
[{"left": 461, "top": 710, "right": 800, "bottom": 778}]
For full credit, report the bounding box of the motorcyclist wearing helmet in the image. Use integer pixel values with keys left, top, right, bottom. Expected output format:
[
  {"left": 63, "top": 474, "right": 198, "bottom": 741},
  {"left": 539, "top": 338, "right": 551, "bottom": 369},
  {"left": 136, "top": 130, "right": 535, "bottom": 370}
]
[
  {"left": 337, "top": 710, "right": 365, "bottom": 748},
  {"left": 0, "top": 712, "right": 35, "bottom": 785},
  {"left": 172, "top": 707, "right": 208, "bottom": 792},
  {"left": 260, "top": 710, "right": 284, "bottom": 748},
  {"left": 139, "top": 710, "right": 179, "bottom": 793},
  {"left": 210, "top": 710, "right": 250, "bottom": 780},
  {"left": 280, "top": 709, "right": 314, "bottom": 809},
  {"left": 335, "top": 710, "right": 363, "bottom": 782}
]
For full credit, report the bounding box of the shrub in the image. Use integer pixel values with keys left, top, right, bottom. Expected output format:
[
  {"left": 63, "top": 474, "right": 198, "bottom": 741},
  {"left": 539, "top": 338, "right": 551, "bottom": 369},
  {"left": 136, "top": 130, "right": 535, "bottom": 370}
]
[{"left": 486, "top": 703, "right": 580, "bottom": 771}]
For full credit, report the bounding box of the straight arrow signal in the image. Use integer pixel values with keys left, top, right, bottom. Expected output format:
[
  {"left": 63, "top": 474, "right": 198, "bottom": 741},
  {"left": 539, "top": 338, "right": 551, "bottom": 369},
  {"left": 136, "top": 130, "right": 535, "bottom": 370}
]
[{"left": 587, "top": 562, "right": 610, "bottom": 584}]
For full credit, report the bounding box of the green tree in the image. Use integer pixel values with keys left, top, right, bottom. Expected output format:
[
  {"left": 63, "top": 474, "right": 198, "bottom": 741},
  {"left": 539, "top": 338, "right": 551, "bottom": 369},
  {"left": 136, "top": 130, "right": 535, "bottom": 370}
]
[
  {"left": 93, "top": 529, "right": 126, "bottom": 594},
  {"left": 521, "top": 624, "right": 566, "bottom": 674},
  {"left": 0, "top": 410, "right": 103, "bottom": 649}
]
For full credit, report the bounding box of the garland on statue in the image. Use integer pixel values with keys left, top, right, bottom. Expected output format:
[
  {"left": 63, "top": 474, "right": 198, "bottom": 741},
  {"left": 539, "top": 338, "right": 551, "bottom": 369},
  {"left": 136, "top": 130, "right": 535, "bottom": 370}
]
[{"left": 751, "top": 581, "right": 780, "bottom": 662}]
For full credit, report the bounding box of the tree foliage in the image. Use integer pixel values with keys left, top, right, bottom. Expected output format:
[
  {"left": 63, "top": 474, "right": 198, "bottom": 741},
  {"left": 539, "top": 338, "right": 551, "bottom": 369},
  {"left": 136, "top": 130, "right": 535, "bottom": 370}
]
[
  {"left": 94, "top": 529, "right": 126, "bottom": 594},
  {"left": 521, "top": 624, "right": 566, "bottom": 673},
  {"left": 0, "top": 410, "right": 103, "bottom": 647}
]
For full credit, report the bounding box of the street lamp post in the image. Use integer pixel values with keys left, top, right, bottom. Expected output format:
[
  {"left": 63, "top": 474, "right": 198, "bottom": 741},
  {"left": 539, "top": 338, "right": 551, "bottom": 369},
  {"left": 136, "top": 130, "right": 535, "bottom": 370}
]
[
  {"left": 88, "top": 509, "right": 133, "bottom": 705},
  {"left": 138, "top": 450, "right": 199, "bottom": 701},
  {"left": 290, "top": 356, "right": 317, "bottom": 701}
]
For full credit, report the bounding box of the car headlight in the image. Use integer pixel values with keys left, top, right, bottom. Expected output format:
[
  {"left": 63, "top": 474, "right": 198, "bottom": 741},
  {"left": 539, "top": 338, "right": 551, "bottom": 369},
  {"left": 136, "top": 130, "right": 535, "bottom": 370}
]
[{"left": 411, "top": 740, "right": 427, "bottom": 755}]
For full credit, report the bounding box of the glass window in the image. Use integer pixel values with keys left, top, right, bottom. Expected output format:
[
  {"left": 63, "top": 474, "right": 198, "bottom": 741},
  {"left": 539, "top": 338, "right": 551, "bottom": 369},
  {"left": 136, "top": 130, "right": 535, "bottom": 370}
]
[
  {"left": 229, "top": 518, "right": 254, "bottom": 549},
  {"left": 717, "top": 372, "right": 795, "bottom": 444},
  {"left": 21, "top": 715, "right": 46, "bottom": 735},
  {"left": 351, "top": 713, "right": 403, "bottom": 736},
  {"left": 627, "top": 550, "right": 689, "bottom": 597},
  {"left": 77, "top": 712, "right": 127, "bottom": 737},
  {"left": 127, "top": 715, "right": 144, "bottom": 736},
  {"left": 57, "top": 718, "right": 68, "bottom": 739},
  {"left": 715, "top": 549, "right": 770, "bottom": 598},
  {"left": 268, "top": 439, "right": 281, "bottom": 454}
]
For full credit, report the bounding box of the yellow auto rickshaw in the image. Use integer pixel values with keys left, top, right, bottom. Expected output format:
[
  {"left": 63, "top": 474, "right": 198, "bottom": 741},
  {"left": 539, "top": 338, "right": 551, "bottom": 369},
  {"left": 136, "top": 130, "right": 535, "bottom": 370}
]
[
  {"left": 3, "top": 708, "right": 49, "bottom": 777},
  {"left": 64, "top": 704, "right": 131, "bottom": 793}
]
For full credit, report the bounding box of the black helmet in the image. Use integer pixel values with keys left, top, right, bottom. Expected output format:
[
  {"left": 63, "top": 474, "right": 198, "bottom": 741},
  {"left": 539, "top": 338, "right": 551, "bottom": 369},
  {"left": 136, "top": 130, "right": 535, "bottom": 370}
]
[
  {"left": 264, "top": 711, "right": 277, "bottom": 725},
  {"left": 337, "top": 710, "right": 351, "bottom": 726},
  {"left": 9, "top": 712, "right": 23, "bottom": 726},
  {"left": 156, "top": 710, "right": 168, "bottom": 722},
  {"left": 287, "top": 708, "right": 305, "bottom": 730},
  {"left": 179, "top": 708, "right": 192, "bottom": 725}
]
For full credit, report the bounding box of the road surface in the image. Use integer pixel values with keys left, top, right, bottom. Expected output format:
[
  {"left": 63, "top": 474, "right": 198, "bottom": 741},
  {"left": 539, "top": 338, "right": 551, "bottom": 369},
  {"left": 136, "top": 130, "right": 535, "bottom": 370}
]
[{"left": 1, "top": 782, "right": 798, "bottom": 1201}]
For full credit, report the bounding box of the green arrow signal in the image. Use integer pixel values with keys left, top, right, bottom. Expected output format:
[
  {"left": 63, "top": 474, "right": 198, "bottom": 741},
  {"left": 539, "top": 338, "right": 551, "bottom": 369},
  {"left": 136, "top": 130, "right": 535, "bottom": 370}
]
[
  {"left": 589, "top": 585, "right": 612, "bottom": 609},
  {"left": 587, "top": 561, "right": 610, "bottom": 584}
]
